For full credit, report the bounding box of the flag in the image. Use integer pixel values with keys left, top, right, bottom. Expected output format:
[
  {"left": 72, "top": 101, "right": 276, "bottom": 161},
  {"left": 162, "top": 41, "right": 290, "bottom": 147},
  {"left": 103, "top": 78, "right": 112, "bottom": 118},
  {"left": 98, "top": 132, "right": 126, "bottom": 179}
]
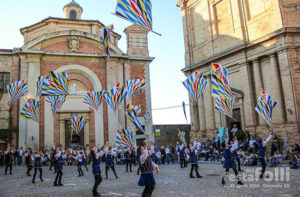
[
  {"left": 126, "top": 78, "right": 145, "bottom": 98},
  {"left": 182, "top": 101, "right": 187, "bottom": 123},
  {"left": 126, "top": 103, "right": 141, "bottom": 116},
  {"left": 144, "top": 111, "right": 151, "bottom": 126},
  {"left": 116, "top": 129, "right": 135, "bottom": 147},
  {"left": 36, "top": 76, "right": 46, "bottom": 97},
  {"left": 211, "top": 63, "right": 233, "bottom": 99},
  {"left": 215, "top": 97, "right": 235, "bottom": 118},
  {"left": 115, "top": 0, "right": 152, "bottom": 31},
  {"left": 70, "top": 115, "right": 87, "bottom": 135},
  {"left": 83, "top": 90, "right": 105, "bottom": 111},
  {"left": 20, "top": 99, "right": 40, "bottom": 121},
  {"left": 104, "top": 82, "right": 127, "bottom": 111},
  {"left": 255, "top": 89, "right": 277, "bottom": 127},
  {"left": 177, "top": 128, "right": 186, "bottom": 144},
  {"left": 45, "top": 95, "right": 67, "bottom": 115},
  {"left": 116, "top": 132, "right": 128, "bottom": 147},
  {"left": 127, "top": 110, "right": 145, "bottom": 134},
  {"left": 182, "top": 71, "right": 207, "bottom": 102},
  {"left": 100, "top": 25, "right": 114, "bottom": 59},
  {"left": 7, "top": 80, "right": 29, "bottom": 102},
  {"left": 40, "top": 71, "right": 69, "bottom": 96}
]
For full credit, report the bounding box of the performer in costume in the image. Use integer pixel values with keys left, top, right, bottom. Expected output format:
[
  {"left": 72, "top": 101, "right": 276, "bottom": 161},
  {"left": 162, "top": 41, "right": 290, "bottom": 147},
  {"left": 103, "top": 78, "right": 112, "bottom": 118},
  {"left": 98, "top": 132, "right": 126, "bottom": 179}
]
[
  {"left": 179, "top": 144, "right": 186, "bottom": 168},
  {"left": 91, "top": 143, "right": 108, "bottom": 197},
  {"left": 32, "top": 150, "right": 43, "bottom": 183},
  {"left": 54, "top": 147, "right": 65, "bottom": 186},
  {"left": 25, "top": 148, "right": 33, "bottom": 176},
  {"left": 231, "top": 136, "right": 243, "bottom": 172},
  {"left": 82, "top": 149, "right": 89, "bottom": 171},
  {"left": 189, "top": 144, "right": 202, "bottom": 178},
  {"left": 4, "top": 147, "right": 13, "bottom": 175},
  {"left": 221, "top": 141, "right": 243, "bottom": 185},
  {"left": 73, "top": 152, "right": 84, "bottom": 177},
  {"left": 49, "top": 145, "right": 56, "bottom": 173},
  {"left": 254, "top": 132, "right": 273, "bottom": 178},
  {"left": 138, "top": 141, "right": 160, "bottom": 197},
  {"left": 124, "top": 147, "right": 133, "bottom": 172},
  {"left": 105, "top": 146, "right": 118, "bottom": 179}
]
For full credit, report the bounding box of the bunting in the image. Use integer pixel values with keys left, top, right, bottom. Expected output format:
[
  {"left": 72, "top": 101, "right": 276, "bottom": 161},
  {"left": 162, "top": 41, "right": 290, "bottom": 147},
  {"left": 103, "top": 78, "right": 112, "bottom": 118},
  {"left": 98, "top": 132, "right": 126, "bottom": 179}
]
[
  {"left": 20, "top": 99, "right": 40, "bottom": 121},
  {"left": 70, "top": 115, "right": 87, "bottom": 135},
  {"left": 7, "top": 80, "right": 29, "bottom": 102}
]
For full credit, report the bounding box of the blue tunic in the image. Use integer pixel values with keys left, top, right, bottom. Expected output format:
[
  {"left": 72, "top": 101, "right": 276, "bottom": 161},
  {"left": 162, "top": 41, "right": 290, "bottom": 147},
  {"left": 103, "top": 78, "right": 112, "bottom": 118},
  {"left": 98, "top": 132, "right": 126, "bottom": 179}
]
[
  {"left": 231, "top": 150, "right": 238, "bottom": 158},
  {"left": 179, "top": 148, "right": 185, "bottom": 159},
  {"left": 105, "top": 154, "right": 114, "bottom": 166},
  {"left": 189, "top": 149, "right": 197, "bottom": 164},
  {"left": 55, "top": 156, "right": 63, "bottom": 170},
  {"left": 223, "top": 148, "right": 236, "bottom": 169},
  {"left": 92, "top": 154, "right": 101, "bottom": 175},
  {"left": 124, "top": 151, "right": 130, "bottom": 159},
  {"left": 258, "top": 143, "right": 266, "bottom": 158},
  {"left": 34, "top": 156, "right": 42, "bottom": 168},
  {"left": 138, "top": 173, "right": 156, "bottom": 186}
]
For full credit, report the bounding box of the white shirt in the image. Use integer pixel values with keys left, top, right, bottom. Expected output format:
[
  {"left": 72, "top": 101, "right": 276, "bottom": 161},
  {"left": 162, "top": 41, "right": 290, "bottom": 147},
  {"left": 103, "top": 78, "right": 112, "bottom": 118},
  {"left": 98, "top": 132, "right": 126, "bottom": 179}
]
[
  {"left": 19, "top": 149, "right": 24, "bottom": 156},
  {"left": 165, "top": 148, "right": 170, "bottom": 154}
]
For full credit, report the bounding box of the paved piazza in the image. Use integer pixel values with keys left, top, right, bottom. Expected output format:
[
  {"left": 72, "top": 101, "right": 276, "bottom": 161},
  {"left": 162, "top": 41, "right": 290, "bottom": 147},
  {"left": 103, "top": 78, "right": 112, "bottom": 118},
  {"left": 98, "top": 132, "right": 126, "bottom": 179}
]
[{"left": 0, "top": 162, "right": 299, "bottom": 197}]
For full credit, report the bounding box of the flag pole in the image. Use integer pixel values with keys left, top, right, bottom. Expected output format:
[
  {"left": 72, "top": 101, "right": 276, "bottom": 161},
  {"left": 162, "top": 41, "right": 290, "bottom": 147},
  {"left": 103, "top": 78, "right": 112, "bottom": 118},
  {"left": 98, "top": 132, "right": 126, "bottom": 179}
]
[{"left": 111, "top": 13, "right": 162, "bottom": 36}]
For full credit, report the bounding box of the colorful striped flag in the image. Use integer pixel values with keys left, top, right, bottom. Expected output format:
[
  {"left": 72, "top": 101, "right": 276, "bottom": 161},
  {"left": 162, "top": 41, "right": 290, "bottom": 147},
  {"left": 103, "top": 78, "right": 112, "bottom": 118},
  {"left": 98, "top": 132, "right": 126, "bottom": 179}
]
[
  {"left": 104, "top": 82, "right": 127, "bottom": 111},
  {"left": 255, "top": 89, "right": 277, "bottom": 127},
  {"left": 211, "top": 63, "right": 233, "bottom": 99},
  {"left": 100, "top": 25, "right": 114, "bottom": 59},
  {"left": 183, "top": 71, "right": 207, "bottom": 103},
  {"left": 83, "top": 90, "right": 105, "bottom": 111},
  {"left": 40, "top": 71, "right": 69, "bottom": 96},
  {"left": 126, "top": 78, "right": 145, "bottom": 98},
  {"left": 215, "top": 97, "right": 235, "bottom": 119},
  {"left": 45, "top": 95, "right": 67, "bottom": 115},
  {"left": 177, "top": 128, "right": 186, "bottom": 145},
  {"left": 7, "top": 80, "right": 29, "bottom": 102},
  {"left": 127, "top": 110, "right": 145, "bottom": 134},
  {"left": 20, "top": 99, "right": 40, "bottom": 121},
  {"left": 115, "top": 0, "right": 152, "bottom": 31}
]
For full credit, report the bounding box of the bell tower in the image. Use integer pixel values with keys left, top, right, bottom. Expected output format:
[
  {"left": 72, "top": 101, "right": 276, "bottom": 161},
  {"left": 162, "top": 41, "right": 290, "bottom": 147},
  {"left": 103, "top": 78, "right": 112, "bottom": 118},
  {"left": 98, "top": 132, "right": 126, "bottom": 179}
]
[{"left": 63, "top": 0, "right": 83, "bottom": 20}]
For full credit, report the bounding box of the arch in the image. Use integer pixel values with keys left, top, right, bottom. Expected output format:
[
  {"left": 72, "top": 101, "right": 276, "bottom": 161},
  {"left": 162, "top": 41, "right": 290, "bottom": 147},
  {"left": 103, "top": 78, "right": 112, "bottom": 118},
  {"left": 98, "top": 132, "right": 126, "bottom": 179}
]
[
  {"left": 44, "top": 64, "right": 104, "bottom": 149},
  {"left": 70, "top": 10, "right": 77, "bottom": 19}
]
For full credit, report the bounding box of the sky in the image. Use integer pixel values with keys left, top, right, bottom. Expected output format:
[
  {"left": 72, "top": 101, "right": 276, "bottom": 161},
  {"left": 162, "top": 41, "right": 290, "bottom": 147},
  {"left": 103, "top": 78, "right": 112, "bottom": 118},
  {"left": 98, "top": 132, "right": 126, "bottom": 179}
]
[{"left": 0, "top": 0, "right": 190, "bottom": 125}]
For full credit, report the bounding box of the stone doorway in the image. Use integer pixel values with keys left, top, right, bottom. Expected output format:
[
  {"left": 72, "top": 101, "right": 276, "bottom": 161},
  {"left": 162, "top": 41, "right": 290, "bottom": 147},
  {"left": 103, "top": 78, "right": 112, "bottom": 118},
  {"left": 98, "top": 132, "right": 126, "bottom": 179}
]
[
  {"left": 65, "top": 120, "right": 84, "bottom": 148},
  {"left": 226, "top": 108, "right": 242, "bottom": 140}
]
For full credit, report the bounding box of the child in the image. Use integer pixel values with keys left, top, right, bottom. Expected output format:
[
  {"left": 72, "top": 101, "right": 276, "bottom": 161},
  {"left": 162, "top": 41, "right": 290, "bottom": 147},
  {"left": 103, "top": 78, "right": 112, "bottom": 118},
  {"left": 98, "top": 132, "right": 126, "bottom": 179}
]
[
  {"left": 73, "top": 152, "right": 84, "bottom": 177},
  {"left": 221, "top": 141, "right": 243, "bottom": 185},
  {"left": 138, "top": 141, "right": 160, "bottom": 197},
  {"left": 105, "top": 146, "right": 118, "bottom": 179},
  {"left": 54, "top": 147, "right": 65, "bottom": 186}
]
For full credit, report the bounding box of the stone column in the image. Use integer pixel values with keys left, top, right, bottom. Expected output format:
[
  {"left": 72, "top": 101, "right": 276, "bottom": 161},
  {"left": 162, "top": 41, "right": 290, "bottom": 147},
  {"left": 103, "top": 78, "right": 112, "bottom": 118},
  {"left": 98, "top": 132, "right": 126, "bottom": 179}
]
[
  {"left": 84, "top": 119, "right": 90, "bottom": 147},
  {"left": 199, "top": 94, "right": 206, "bottom": 132},
  {"left": 277, "top": 50, "right": 296, "bottom": 122},
  {"left": 204, "top": 75, "right": 216, "bottom": 131},
  {"left": 44, "top": 100, "right": 54, "bottom": 150},
  {"left": 252, "top": 59, "right": 264, "bottom": 125},
  {"left": 19, "top": 55, "right": 40, "bottom": 149},
  {"left": 59, "top": 120, "right": 65, "bottom": 148},
  {"left": 269, "top": 54, "right": 285, "bottom": 123}
]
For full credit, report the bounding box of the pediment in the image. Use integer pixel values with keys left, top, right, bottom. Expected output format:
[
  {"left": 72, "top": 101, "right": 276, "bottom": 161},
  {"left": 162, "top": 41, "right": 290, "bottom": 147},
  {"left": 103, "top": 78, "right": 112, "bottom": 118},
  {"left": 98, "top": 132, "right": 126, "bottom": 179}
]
[{"left": 124, "top": 24, "right": 149, "bottom": 34}]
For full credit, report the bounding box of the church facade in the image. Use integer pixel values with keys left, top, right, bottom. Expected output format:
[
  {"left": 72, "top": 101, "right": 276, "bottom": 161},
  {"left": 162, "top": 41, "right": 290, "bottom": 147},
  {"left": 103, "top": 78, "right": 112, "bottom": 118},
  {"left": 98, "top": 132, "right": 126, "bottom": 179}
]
[
  {"left": 0, "top": 1, "right": 153, "bottom": 150},
  {"left": 177, "top": 0, "right": 300, "bottom": 145}
]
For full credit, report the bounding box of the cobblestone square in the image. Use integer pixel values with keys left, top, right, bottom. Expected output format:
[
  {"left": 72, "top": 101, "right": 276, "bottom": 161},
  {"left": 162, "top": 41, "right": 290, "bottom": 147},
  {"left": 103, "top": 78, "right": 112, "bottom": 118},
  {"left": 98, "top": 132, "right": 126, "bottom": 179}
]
[{"left": 0, "top": 162, "right": 299, "bottom": 197}]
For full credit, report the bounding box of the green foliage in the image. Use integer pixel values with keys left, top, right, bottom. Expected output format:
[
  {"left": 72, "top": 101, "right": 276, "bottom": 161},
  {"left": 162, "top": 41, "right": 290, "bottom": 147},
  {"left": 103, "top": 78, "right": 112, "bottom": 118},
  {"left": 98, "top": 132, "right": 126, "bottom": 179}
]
[
  {"left": 235, "top": 129, "right": 245, "bottom": 140},
  {"left": 0, "top": 103, "right": 18, "bottom": 144}
]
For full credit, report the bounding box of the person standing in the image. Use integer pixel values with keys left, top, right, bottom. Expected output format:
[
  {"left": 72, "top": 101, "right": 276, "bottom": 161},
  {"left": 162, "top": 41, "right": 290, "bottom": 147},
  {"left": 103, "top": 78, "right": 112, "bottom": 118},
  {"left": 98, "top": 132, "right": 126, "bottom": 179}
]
[
  {"left": 105, "top": 146, "right": 118, "bottom": 179},
  {"left": 13, "top": 148, "right": 18, "bottom": 166},
  {"left": 189, "top": 144, "right": 202, "bottom": 178},
  {"left": 32, "top": 150, "right": 43, "bottom": 183},
  {"left": 138, "top": 141, "right": 160, "bottom": 197},
  {"left": 255, "top": 133, "right": 273, "bottom": 178},
  {"left": 124, "top": 147, "right": 133, "bottom": 172},
  {"left": 54, "top": 147, "right": 65, "bottom": 186},
  {"left": 165, "top": 145, "right": 171, "bottom": 165},
  {"left": 18, "top": 147, "right": 24, "bottom": 166},
  {"left": 221, "top": 141, "right": 243, "bottom": 185},
  {"left": 231, "top": 137, "right": 242, "bottom": 172},
  {"left": 4, "top": 147, "right": 13, "bottom": 175},
  {"left": 25, "top": 148, "right": 33, "bottom": 176},
  {"left": 91, "top": 144, "right": 107, "bottom": 196}
]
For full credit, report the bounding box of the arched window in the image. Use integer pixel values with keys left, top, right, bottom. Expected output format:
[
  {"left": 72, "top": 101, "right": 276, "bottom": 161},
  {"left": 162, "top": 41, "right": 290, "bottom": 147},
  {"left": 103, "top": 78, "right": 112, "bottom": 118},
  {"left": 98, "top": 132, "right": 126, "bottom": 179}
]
[{"left": 70, "top": 10, "right": 77, "bottom": 19}]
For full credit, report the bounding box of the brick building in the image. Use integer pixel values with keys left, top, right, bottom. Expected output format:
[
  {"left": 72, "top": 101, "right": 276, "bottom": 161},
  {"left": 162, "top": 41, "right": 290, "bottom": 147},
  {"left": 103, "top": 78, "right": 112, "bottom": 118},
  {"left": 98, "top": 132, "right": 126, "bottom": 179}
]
[
  {"left": 0, "top": 1, "right": 153, "bottom": 150},
  {"left": 177, "top": 0, "right": 300, "bottom": 145}
]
